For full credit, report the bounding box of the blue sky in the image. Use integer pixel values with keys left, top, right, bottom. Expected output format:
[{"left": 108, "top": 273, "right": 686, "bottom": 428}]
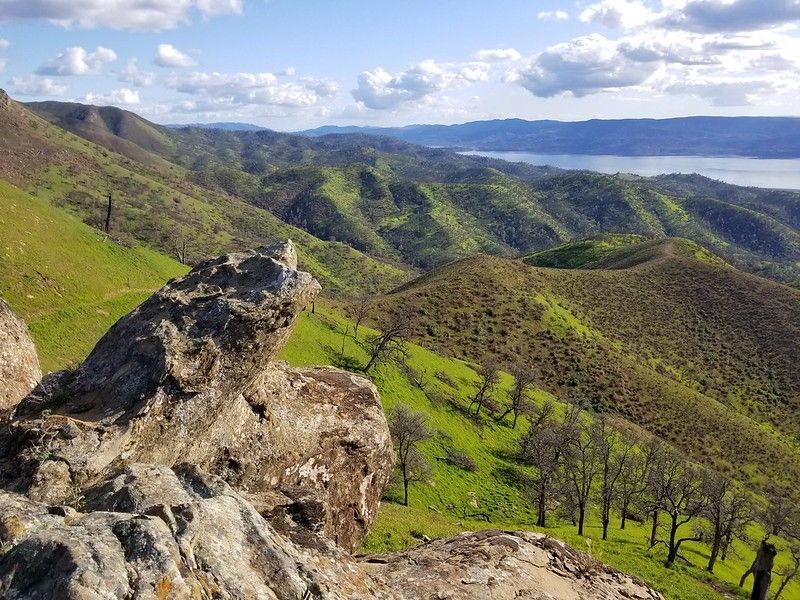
[{"left": 1, "top": 0, "right": 799, "bottom": 129}]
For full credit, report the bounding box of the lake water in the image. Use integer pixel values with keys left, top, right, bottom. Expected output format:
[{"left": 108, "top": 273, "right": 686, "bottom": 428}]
[{"left": 462, "top": 151, "right": 800, "bottom": 190}]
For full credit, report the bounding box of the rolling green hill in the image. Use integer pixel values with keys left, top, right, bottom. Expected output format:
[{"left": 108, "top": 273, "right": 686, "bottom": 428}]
[
  {"left": 0, "top": 92, "right": 409, "bottom": 296},
  {"left": 370, "top": 237, "right": 800, "bottom": 501},
  {"left": 23, "top": 97, "right": 800, "bottom": 285}
]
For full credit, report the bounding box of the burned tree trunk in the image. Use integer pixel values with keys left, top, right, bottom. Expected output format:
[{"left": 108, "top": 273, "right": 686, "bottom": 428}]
[
  {"left": 105, "top": 193, "right": 113, "bottom": 234},
  {"left": 740, "top": 540, "right": 778, "bottom": 600}
]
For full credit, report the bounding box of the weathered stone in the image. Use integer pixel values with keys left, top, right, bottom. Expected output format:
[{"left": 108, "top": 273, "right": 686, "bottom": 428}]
[
  {"left": 0, "top": 298, "right": 41, "bottom": 411},
  {"left": 362, "top": 530, "right": 665, "bottom": 600}
]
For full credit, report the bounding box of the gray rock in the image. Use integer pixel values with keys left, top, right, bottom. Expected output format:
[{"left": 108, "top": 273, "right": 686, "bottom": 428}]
[{"left": 0, "top": 299, "right": 41, "bottom": 411}]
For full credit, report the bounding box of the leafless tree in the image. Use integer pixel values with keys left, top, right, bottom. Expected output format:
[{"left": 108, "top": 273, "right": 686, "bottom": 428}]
[
  {"left": 740, "top": 539, "right": 778, "bottom": 600},
  {"left": 362, "top": 311, "right": 412, "bottom": 373},
  {"left": 174, "top": 237, "right": 189, "bottom": 265},
  {"left": 563, "top": 416, "right": 598, "bottom": 537},
  {"left": 468, "top": 359, "right": 500, "bottom": 418},
  {"left": 649, "top": 455, "right": 708, "bottom": 566},
  {"left": 519, "top": 400, "right": 564, "bottom": 527},
  {"left": 349, "top": 294, "right": 372, "bottom": 341},
  {"left": 594, "top": 418, "right": 634, "bottom": 540},
  {"left": 616, "top": 437, "right": 658, "bottom": 531},
  {"left": 775, "top": 544, "right": 800, "bottom": 600},
  {"left": 701, "top": 474, "right": 754, "bottom": 573},
  {"left": 497, "top": 363, "right": 536, "bottom": 428},
  {"left": 388, "top": 404, "right": 432, "bottom": 506}
]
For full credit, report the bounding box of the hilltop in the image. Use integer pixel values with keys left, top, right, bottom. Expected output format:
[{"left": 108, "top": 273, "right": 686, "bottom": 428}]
[{"left": 373, "top": 237, "right": 800, "bottom": 499}]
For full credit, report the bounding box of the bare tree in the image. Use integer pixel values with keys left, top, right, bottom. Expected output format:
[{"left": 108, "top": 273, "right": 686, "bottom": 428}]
[
  {"left": 701, "top": 474, "right": 753, "bottom": 573},
  {"left": 594, "top": 418, "right": 634, "bottom": 540},
  {"left": 362, "top": 311, "right": 412, "bottom": 373},
  {"left": 174, "top": 237, "right": 189, "bottom": 265},
  {"left": 649, "top": 455, "right": 708, "bottom": 566},
  {"left": 775, "top": 544, "right": 800, "bottom": 600},
  {"left": 349, "top": 294, "right": 372, "bottom": 341},
  {"left": 519, "top": 400, "right": 563, "bottom": 527},
  {"left": 616, "top": 437, "right": 658, "bottom": 531},
  {"left": 104, "top": 193, "right": 113, "bottom": 234},
  {"left": 468, "top": 359, "right": 500, "bottom": 418},
  {"left": 497, "top": 363, "right": 535, "bottom": 428},
  {"left": 563, "top": 416, "right": 598, "bottom": 537},
  {"left": 387, "top": 404, "right": 432, "bottom": 506}
]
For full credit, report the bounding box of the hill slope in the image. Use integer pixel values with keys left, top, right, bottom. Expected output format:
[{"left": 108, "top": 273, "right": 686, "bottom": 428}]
[
  {"left": 0, "top": 92, "right": 409, "bottom": 295},
  {"left": 373, "top": 238, "right": 800, "bottom": 499}
]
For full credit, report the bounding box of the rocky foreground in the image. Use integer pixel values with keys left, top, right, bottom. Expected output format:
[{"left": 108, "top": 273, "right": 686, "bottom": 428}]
[{"left": 0, "top": 241, "right": 663, "bottom": 599}]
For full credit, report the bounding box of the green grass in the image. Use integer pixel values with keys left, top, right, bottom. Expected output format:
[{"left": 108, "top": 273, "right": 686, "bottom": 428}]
[
  {"left": 277, "top": 303, "right": 799, "bottom": 600},
  {"left": 0, "top": 179, "right": 187, "bottom": 370}
]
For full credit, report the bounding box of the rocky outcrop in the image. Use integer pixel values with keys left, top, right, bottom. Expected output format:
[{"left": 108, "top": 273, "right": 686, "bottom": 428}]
[
  {"left": 0, "top": 299, "right": 41, "bottom": 411},
  {"left": 363, "top": 530, "right": 664, "bottom": 600},
  {"left": 0, "top": 241, "right": 664, "bottom": 599}
]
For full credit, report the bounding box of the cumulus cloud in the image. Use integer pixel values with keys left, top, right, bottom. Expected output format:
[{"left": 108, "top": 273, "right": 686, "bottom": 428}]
[
  {"left": 37, "top": 46, "right": 117, "bottom": 76},
  {"left": 120, "top": 58, "right": 155, "bottom": 86},
  {"left": 154, "top": 44, "right": 197, "bottom": 68},
  {"left": 580, "top": 0, "right": 654, "bottom": 29},
  {"left": 83, "top": 87, "right": 141, "bottom": 105},
  {"left": 474, "top": 48, "right": 522, "bottom": 62},
  {"left": 538, "top": 10, "right": 570, "bottom": 21},
  {"left": 353, "top": 59, "right": 488, "bottom": 110},
  {"left": 660, "top": 0, "right": 800, "bottom": 33},
  {"left": 507, "top": 34, "right": 658, "bottom": 97},
  {"left": 168, "top": 70, "right": 338, "bottom": 108},
  {"left": 10, "top": 75, "right": 68, "bottom": 96},
  {"left": 0, "top": 0, "right": 242, "bottom": 31}
]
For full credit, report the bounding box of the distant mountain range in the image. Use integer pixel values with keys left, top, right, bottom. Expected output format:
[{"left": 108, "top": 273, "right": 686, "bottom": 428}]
[
  {"left": 300, "top": 116, "right": 800, "bottom": 158},
  {"left": 166, "top": 122, "right": 268, "bottom": 132}
]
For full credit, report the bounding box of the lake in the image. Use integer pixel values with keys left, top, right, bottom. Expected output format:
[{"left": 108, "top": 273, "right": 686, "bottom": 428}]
[{"left": 461, "top": 151, "right": 800, "bottom": 190}]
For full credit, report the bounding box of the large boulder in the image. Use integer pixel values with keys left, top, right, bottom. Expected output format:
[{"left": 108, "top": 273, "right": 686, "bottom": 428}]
[
  {"left": 363, "top": 530, "right": 664, "bottom": 600},
  {"left": 0, "top": 463, "right": 393, "bottom": 600},
  {"left": 0, "top": 299, "right": 41, "bottom": 411},
  {"left": 0, "top": 241, "right": 391, "bottom": 551}
]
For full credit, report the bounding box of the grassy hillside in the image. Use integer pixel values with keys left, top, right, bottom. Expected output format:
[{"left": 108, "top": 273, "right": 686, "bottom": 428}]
[
  {"left": 25, "top": 98, "right": 800, "bottom": 285},
  {"left": 2, "top": 200, "right": 797, "bottom": 598},
  {"left": 0, "top": 180, "right": 187, "bottom": 371},
  {"left": 371, "top": 239, "right": 800, "bottom": 502},
  {"left": 1, "top": 95, "right": 409, "bottom": 296}
]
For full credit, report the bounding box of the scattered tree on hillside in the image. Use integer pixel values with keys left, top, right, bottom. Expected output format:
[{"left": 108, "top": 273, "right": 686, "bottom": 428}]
[
  {"left": 468, "top": 359, "right": 499, "bottom": 418},
  {"left": 775, "top": 544, "right": 800, "bottom": 600},
  {"left": 563, "top": 413, "right": 598, "bottom": 537},
  {"left": 497, "top": 363, "right": 535, "bottom": 428},
  {"left": 387, "top": 404, "right": 432, "bottom": 506},
  {"left": 362, "top": 310, "right": 412, "bottom": 373},
  {"left": 594, "top": 418, "right": 634, "bottom": 540},
  {"left": 648, "top": 453, "right": 708, "bottom": 566},
  {"left": 519, "top": 400, "right": 566, "bottom": 527},
  {"left": 616, "top": 438, "right": 658, "bottom": 531},
  {"left": 701, "top": 474, "right": 753, "bottom": 573},
  {"left": 349, "top": 294, "right": 372, "bottom": 340}
]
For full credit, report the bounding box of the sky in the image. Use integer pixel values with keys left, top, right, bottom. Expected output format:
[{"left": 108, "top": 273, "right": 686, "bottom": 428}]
[{"left": 0, "top": 0, "right": 799, "bottom": 130}]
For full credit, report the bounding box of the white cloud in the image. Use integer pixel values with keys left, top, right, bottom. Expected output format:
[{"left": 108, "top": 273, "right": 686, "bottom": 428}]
[
  {"left": 10, "top": 75, "right": 68, "bottom": 96},
  {"left": 83, "top": 87, "right": 141, "bottom": 105},
  {"left": 538, "top": 10, "right": 570, "bottom": 21},
  {"left": 353, "top": 59, "right": 489, "bottom": 110},
  {"left": 154, "top": 44, "right": 197, "bottom": 68},
  {"left": 507, "top": 34, "right": 658, "bottom": 97},
  {"left": 0, "top": 58, "right": 6, "bottom": 73},
  {"left": 0, "top": 39, "right": 10, "bottom": 49},
  {"left": 37, "top": 46, "right": 117, "bottom": 76},
  {"left": 660, "top": 0, "right": 800, "bottom": 33},
  {"left": 474, "top": 48, "right": 522, "bottom": 62},
  {"left": 0, "top": 0, "right": 242, "bottom": 31},
  {"left": 120, "top": 58, "right": 155, "bottom": 86},
  {"left": 580, "top": 0, "right": 655, "bottom": 29},
  {"left": 168, "top": 70, "right": 338, "bottom": 108}
]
